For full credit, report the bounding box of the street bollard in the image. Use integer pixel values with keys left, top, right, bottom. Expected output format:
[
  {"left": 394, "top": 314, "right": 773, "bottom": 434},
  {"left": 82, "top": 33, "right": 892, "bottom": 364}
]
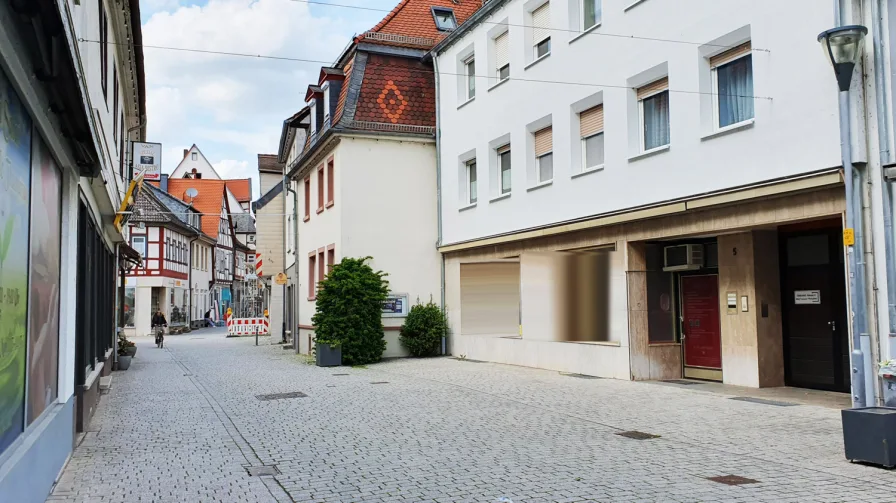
[{"left": 255, "top": 325, "right": 259, "bottom": 346}]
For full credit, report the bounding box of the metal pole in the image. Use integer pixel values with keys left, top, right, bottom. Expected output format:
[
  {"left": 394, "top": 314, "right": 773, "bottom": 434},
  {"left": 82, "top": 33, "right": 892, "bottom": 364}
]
[{"left": 841, "top": 89, "right": 868, "bottom": 408}]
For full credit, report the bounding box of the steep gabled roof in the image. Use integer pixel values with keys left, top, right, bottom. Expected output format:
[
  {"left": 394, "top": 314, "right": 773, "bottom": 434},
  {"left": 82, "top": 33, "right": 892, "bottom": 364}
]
[
  {"left": 132, "top": 183, "right": 201, "bottom": 235},
  {"left": 258, "top": 154, "right": 283, "bottom": 174},
  {"left": 166, "top": 178, "right": 228, "bottom": 238},
  {"left": 225, "top": 179, "right": 252, "bottom": 203}
]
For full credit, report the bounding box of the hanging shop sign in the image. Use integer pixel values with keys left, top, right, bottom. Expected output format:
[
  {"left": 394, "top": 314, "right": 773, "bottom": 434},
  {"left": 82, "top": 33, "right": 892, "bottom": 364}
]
[{"left": 132, "top": 142, "right": 162, "bottom": 181}]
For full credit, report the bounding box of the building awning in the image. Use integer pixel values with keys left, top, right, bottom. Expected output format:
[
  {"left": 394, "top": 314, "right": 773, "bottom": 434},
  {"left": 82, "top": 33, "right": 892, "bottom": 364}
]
[
  {"left": 113, "top": 174, "right": 145, "bottom": 233},
  {"left": 118, "top": 241, "right": 142, "bottom": 269}
]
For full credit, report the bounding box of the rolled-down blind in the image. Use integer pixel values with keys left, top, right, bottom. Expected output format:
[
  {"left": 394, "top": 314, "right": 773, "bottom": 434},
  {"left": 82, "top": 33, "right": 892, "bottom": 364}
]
[
  {"left": 497, "top": 143, "right": 511, "bottom": 154},
  {"left": 495, "top": 32, "right": 509, "bottom": 70},
  {"left": 636, "top": 77, "right": 669, "bottom": 100},
  {"left": 579, "top": 105, "right": 604, "bottom": 138},
  {"left": 710, "top": 41, "right": 752, "bottom": 69},
  {"left": 534, "top": 127, "right": 552, "bottom": 156},
  {"left": 532, "top": 3, "right": 550, "bottom": 43}
]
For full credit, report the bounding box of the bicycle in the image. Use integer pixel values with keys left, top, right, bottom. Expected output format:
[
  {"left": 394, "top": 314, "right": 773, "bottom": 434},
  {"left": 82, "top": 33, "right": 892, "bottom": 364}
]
[{"left": 154, "top": 325, "right": 167, "bottom": 348}]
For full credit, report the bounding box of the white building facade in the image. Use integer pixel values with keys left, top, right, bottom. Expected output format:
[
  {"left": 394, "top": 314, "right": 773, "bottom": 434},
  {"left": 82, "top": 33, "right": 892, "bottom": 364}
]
[{"left": 433, "top": 0, "right": 896, "bottom": 402}]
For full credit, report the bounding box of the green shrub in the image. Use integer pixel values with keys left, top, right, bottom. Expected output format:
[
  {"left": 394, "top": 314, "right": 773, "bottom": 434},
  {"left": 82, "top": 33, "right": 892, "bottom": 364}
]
[
  {"left": 311, "top": 257, "right": 389, "bottom": 365},
  {"left": 399, "top": 299, "right": 446, "bottom": 357}
]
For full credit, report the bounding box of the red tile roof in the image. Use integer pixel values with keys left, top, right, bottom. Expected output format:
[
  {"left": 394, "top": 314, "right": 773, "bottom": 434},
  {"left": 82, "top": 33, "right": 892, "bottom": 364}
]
[
  {"left": 167, "top": 178, "right": 228, "bottom": 237},
  {"left": 354, "top": 54, "right": 435, "bottom": 126},
  {"left": 225, "top": 179, "right": 251, "bottom": 202},
  {"left": 364, "top": 0, "right": 481, "bottom": 48}
]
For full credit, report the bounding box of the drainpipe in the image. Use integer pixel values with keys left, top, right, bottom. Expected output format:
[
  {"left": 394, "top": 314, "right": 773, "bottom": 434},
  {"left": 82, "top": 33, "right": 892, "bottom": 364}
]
[
  {"left": 433, "top": 54, "right": 447, "bottom": 356},
  {"left": 114, "top": 244, "right": 121, "bottom": 366},
  {"left": 281, "top": 175, "right": 288, "bottom": 344},
  {"left": 287, "top": 180, "right": 300, "bottom": 353},
  {"left": 188, "top": 234, "right": 199, "bottom": 327}
]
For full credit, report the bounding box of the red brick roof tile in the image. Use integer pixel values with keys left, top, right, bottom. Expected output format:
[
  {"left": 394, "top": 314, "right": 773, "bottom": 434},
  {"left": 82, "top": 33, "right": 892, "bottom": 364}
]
[
  {"left": 353, "top": 53, "right": 435, "bottom": 127},
  {"left": 225, "top": 179, "right": 252, "bottom": 202},
  {"left": 167, "top": 179, "right": 227, "bottom": 237},
  {"left": 365, "top": 0, "right": 481, "bottom": 48}
]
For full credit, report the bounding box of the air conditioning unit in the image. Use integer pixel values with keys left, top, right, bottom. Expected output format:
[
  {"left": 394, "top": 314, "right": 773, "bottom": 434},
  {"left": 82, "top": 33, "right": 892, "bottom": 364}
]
[{"left": 663, "top": 244, "right": 704, "bottom": 272}]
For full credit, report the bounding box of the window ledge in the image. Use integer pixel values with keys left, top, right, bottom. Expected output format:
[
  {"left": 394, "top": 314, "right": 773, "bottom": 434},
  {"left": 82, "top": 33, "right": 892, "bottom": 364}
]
[
  {"left": 524, "top": 52, "right": 551, "bottom": 71},
  {"left": 526, "top": 179, "right": 553, "bottom": 192},
  {"left": 572, "top": 165, "right": 605, "bottom": 179},
  {"left": 624, "top": 0, "right": 649, "bottom": 12},
  {"left": 560, "top": 340, "right": 621, "bottom": 347},
  {"left": 489, "top": 192, "right": 512, "bottom": 203},
  {"left": 569, "top": 23, "right": 602, "bottom": 44},
  {"left": 83, "top": 362, "right": 105, "bottom": 390},
  {"left": 457, "top": 96, "right": 475, "bottom": 110},
  {"left": 326, "top": 201, "right": 334, "bottom": 209},
  {"left": 488, "top": 78, "right": 510, "bottom": 92},
  {"left": 648, "top": 342, "right": 681, "bottom": 347},
  {"left": 628, "top": 144, "right": 670, "bottom": 162},
  {"left": 459, "top": 201, "right": 478, "bottom": 212},
  {"left": 700, "top": 118, "right": 755, "bottom": 141}
]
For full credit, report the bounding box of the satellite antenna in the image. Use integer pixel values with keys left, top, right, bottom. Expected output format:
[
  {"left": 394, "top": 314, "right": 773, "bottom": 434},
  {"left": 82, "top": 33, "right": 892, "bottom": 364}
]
[{"left": 185, "top": 187, "right": 199, "bottom": 204}]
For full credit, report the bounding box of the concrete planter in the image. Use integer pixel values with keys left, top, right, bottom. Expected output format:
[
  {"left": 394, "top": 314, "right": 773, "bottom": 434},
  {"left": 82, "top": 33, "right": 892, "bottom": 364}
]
[
  {"left": 117, "top": 355, "right": 133, "bottom": 371},
  {"left": 316, "top": 343, "right": 342, "bottom": 367},
  {"left": 841, "top": 407, "right": 896, "bottom": 468},
  {"left": 124, "top": 346, "right": 137, "bottom": 358}
]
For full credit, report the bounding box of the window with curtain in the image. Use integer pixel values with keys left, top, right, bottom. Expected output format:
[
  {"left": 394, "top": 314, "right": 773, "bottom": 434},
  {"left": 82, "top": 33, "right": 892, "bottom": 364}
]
[
  {"left": 532, "top": 3, "right": 551, "bottom": 58},
  {"left": 638, "top": 78, "right": 670, "bottom": 151},
  {"left": 534, "top": 126, "right": 553, "bottom": 182},
  {"left": 467, "top": 160, "right": 478, "bottom": 204},
  {"left": 583, "top": 0, "right": 601, "bottom": 31},
  {"left": 580, "top": 105, "right": 604, "bottom": 170},
  {"left": 498, "top": 145, "right": 511, "bottom": 194},
  {"left": 712, "top": 42, "right": 753, "bottom": 128},
  {"left": 494, "top": 32, "right": 510, "bottom": 80},
  {"left": 465, "top": 56, "right": 476, "bottom": 99}
]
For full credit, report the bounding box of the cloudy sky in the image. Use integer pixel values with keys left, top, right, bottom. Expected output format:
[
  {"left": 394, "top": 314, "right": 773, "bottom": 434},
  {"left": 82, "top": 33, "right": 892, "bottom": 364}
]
[{"left": 140, "top": 0, "right": 398, "bottom": 199}]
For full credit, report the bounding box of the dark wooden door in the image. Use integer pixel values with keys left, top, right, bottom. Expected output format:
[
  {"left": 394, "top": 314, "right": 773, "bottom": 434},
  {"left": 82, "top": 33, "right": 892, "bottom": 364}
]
[
  {"left": 681, "top": 275, "right": 722, "bottom": 370},
  {"left": 780, "top": 230, "right": 848, "bottom": 392}
]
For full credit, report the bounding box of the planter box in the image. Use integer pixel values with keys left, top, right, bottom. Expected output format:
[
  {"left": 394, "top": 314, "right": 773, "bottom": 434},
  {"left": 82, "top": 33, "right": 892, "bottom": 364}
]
[
  {"left": 117, "top": 355, "right": 133, "bottom": 371},
  {"left": 316, "top": 343, "right": 342, "bottom": 367},
  {"left": 842, "top": 407, "right": 896, "bottom": 468},
  {"left": 125, "top": 346, "right": 137, "bottom": 358}
]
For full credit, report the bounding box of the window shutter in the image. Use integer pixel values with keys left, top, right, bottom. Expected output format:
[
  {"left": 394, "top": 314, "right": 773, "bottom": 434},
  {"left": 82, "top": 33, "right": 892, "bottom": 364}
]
[
  {"left": 710, "top": 41, "right": 752, "bottom": 69},
  {"left": 534, "top": 127, "right": 553, "bottom": 156},
  {"left": 579, "top": 105, "right": 604, "bottom": 138},
  {"left": 532, "top": 3, "right": 551, "bottom": 43},
  {"left": 495, "top": 32, "right": 509, "bottom": 70},
  {"left": 497, "top": 143, "right": 511, "bottom": 154},
  {"left": 636, "top": 77, "right": 669, "bottom": 100}
]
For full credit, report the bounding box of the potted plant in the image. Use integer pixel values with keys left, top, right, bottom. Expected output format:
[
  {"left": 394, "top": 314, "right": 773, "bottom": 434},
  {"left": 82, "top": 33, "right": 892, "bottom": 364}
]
[
  {"left": 314, "top": 337, "right": 342, "bottom": 367},
  {"left": 841, "top": 360, "right": 896, "bottom": 468},
  {"left": 118, "top": 332, "right": 137, "bottom": 358},
  {"left": 117, "top": 343, "right": 133, "bottom": 371}
]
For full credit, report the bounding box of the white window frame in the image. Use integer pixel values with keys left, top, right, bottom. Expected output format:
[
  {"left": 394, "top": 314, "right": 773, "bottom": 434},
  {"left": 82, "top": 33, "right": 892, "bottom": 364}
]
[
  {"left": 494, "top": 31, "right": 510, "bottom": 82},
  {"left": 536, "top": 152, "right": 553, "bottom": 183},
  {"left": 531, "top": 2, "right": 551, "bottom": 59},
  {"left": 498, "top": 146, "right": 512, "bottom": 194},
  {"left": 133, "top": 236, "right": 146, "bottom": 258},
  {"left": 464, "top": 55, "right": 476, "bottom": 100},
  {"left": 581, "top": 0, "right": 602, "bottom": 32},
  {"left": 638, "top": 88, "right": 670, "bottom": 152},
  {"left": 191, "top": 152, "right": 197, "bottom": 161},
  {"left": 310, "top": 101, "right": 317, "bottom": 135},
  {"left": 581, "top": 132, "right": 604, "bottom": 171},
  {"left": 534, "top": 39, "right": 551, "bottom": 59},
  {"left": 711, "top": 52, "right": 753, "bottom": 131},
  {"left": 466, "top": 159, "right": 478, "bottom": 204},
  {"left": 322, "top": 83, "right": 330, "bottom": 123}
]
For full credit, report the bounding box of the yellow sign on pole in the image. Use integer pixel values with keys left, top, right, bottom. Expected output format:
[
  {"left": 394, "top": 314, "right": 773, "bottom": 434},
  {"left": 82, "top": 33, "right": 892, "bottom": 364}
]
[
  {"left": 843, "top": 228, "right": 856, "bottom": 246},
  {"left": 275, "top": 272, "right": 288, "bottom": 285}
]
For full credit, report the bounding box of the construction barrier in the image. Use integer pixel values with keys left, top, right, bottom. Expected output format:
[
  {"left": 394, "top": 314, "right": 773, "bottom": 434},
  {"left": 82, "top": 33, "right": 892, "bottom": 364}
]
[{"left": 226, "top": 313, "right": 270, "bottom": 336}]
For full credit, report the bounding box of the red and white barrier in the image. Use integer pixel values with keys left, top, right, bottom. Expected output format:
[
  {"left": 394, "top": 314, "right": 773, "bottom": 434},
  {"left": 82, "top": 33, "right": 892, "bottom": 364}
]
[{"left": 226, "top": 313, "right": 270, "bottom": 335}]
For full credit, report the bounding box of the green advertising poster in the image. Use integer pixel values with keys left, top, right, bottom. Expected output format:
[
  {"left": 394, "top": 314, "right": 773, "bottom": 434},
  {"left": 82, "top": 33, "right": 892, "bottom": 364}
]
[{"left": 0, "top": 68, "right": 32, "bottom": 455}]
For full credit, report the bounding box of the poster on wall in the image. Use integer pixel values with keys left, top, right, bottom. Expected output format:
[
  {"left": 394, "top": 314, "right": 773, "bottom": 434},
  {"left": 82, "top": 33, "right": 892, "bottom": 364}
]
[
  {"left": 0, "top": 68, "right": 33, "bottom": 454},
  {"left": 27, "top": 134, "right": 62, "bottom": 424},
  {"left": 132, "top": 142, "right": 161, "bottom": 181}
]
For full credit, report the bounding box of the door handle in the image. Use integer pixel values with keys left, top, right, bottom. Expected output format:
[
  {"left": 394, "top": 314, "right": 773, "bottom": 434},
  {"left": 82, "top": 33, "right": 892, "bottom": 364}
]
[{"left": 828, "top": 320, "right": 836, "bottom": 331}]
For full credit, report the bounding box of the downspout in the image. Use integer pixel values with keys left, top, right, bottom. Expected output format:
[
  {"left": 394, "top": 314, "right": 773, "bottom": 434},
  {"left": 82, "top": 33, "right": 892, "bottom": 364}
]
[
  {"left": 114, "top": 244, "right": 121, "bottom": 366},
  {"left": 433, "top": 54, "right": 447, "bottom": 356},
  {"left": 281, "top": 174, "right": 288, "bottom": 344},
  {"left": 188, "top": 233, "right": 200, "bottom": 327},
  {"left": 287, "top": 180, "right": 300, "bottom": 353}
]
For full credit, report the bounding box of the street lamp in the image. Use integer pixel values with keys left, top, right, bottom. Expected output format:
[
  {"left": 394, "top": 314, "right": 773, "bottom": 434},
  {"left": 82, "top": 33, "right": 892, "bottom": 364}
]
[{"left": 818, "top": 25, "right": 869, "bottom": 408}]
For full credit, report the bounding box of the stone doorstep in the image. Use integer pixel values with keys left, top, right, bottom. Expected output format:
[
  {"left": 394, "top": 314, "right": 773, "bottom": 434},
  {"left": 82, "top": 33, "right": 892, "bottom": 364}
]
[{"left": 98, "top": 376, "right": 112, "bottom": 393}]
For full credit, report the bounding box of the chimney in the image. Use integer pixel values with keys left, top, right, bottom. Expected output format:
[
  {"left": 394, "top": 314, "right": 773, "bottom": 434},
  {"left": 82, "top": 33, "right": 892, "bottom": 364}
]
[
  {"left": 183, "top": 149, "right": 189, "bottom": 159},
  {"left": 161, "top": 173, "right": 169, "bottom": 193}
]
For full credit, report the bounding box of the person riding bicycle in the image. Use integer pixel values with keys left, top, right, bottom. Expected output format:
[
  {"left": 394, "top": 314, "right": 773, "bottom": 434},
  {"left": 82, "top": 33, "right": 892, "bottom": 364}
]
[{"left": 151, "top": 310, "right": 168, "bottom": 347}]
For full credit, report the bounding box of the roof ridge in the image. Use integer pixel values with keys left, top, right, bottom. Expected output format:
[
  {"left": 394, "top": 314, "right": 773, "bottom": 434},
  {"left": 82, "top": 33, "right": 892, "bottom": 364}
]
[{"left": 368, "top": 0, "right": 411, "bottom": 33}]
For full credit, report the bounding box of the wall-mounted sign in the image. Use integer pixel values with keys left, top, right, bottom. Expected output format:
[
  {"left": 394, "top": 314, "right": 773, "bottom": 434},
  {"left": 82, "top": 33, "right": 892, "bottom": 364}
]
[
  {"left": 274, "top": 272, "right": 288, "bottom": 285},
  {"left": 794, "top": 290, "right": 821, "bottom": 305},
  {"left": 133, "top": 142, "right": 162, "bottom": 181},
  {"left": 726, "top": 291, "right": 737, "bottom": 315},
  {"left": 382, "top": 293, "right": 409, "bottom": 318}
]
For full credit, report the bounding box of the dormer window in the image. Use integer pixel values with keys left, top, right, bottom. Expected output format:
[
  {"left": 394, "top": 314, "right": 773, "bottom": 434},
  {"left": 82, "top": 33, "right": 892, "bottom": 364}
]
[{"left": 432, "top": 7, "right": 457, "bottom": 31}]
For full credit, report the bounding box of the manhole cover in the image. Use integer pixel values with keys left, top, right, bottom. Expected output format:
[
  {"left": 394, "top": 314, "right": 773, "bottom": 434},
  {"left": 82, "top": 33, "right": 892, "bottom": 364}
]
[
  {"left": 663, "top": 379, "right": 701, "bottom": 385},
  {"left": 246, "top": 465, "right": 280, "bottom": 477},
  {"left": 560, "top": 373, "right": 601, "bottom": 379},
  {"left": 707, "top": 475, "right": 759, "bottom": 486},
  {"left": 256, "top": 391, "right": 308, "bottom": 401},
  {"left": 332, "top": 373, "right": 349, "bottom": 376},
  {"left": 728, "top": 397, "right": 798, "bottom": 407},
  {"left": 616, "top": 431, "right": 660, "bottom": 440},
  {"left": 370, "top": 381, "right": 389, "bottom": 385}
]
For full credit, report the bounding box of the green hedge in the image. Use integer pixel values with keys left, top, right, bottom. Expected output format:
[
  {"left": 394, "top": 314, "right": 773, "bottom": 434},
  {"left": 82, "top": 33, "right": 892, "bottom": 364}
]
[{"left": 399, "top": 299, "right": 446, "bottom": 357}]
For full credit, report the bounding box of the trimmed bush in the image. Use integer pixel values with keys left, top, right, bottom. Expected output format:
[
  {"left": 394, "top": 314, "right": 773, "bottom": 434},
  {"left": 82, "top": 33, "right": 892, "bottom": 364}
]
[
  {"left": 399, "top": 299, "right": 446, "bottom": 357},
  {"left": 312, "top": 257, "right": 389, "bottom": 365}
]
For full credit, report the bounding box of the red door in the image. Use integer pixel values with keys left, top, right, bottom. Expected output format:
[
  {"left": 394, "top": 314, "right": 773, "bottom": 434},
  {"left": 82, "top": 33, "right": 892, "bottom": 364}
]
[{"left": 681, "top": 275, "right": 722, "bottom": 370}]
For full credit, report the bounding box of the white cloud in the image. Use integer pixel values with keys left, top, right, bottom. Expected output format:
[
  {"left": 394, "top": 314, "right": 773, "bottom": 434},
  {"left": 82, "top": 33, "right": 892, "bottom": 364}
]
[{"left": 214, "top": 159, "right": 259, "bottom": 200}]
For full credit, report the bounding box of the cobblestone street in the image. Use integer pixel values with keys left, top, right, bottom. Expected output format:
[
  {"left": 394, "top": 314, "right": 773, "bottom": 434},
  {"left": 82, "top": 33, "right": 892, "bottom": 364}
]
[{"left": 48, "top": 329, "right": 896, "bottom": 503}]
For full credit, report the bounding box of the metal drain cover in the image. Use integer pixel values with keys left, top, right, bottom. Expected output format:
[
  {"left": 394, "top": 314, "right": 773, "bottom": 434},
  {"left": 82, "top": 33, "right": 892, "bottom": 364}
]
[
  {"left": 370, "top": 381, "right": 389, "bottom": 385},
  {"left": 559, "top": 373, "right": 601, "bottom": 379},
  {"left": 729, "top": 397, "right": 797, "bottom": 407},
  {"left": 663, "top": 379, "right": 701, "bottom": 385},
  {"left": 332, "top": 373, "right": 349, "bottom": 376},
  {"left": 246, "top": 465, "right": 280, "bottom": 477},
  {"left": 707, "top": 475, "right": 759, "bottom": 486},
  {"left": 616, "top": 431, "right": 660, "bottom": 440},
  {"left": 256, "top": 391, "right": 308, "bottom": 401}
]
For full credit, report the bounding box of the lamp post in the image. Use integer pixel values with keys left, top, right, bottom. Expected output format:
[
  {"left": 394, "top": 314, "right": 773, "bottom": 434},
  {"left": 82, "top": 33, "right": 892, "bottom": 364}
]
[{"left": 818, "top": 25, "right": 869, "bottom": 408}]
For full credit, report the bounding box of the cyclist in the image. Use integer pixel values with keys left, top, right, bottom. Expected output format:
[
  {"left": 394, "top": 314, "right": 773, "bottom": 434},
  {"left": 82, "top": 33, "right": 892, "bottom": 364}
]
[{"left": 151, "top": 309, "right": 168, "bottom": 348}]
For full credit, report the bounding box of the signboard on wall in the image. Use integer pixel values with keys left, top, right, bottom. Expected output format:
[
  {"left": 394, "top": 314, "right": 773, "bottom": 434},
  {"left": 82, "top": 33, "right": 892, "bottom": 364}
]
[
  {"left": 382, "top": 293, "right": 409, "bottom": 318},
  {"left": 794, "top": 290, "right": 821, "bottom": 305},
  {"left": 132, "top": 142, "right": 162, "bottom": 181}
]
